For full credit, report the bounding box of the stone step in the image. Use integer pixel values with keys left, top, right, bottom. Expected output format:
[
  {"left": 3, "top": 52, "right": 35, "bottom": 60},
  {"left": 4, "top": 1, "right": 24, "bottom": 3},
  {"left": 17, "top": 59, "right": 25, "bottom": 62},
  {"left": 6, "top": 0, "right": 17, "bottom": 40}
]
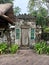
[{"left": 20, "top": 47, "right": 30, "bottom": 50}]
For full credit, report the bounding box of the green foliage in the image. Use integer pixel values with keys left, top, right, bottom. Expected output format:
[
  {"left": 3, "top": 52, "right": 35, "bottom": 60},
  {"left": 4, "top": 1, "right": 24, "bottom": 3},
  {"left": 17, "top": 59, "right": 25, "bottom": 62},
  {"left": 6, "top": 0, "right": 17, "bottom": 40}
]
[
  {"left": 38, "top": 7, "right": 48, "bottom": 17},
  {"left": 10, "top": 44, "right": 19, "bottom": 54},
  {"left": 34, "top": 41, "right": 49, "bottom": 54},
  {"left": 28, "top": 0, "right": 35, "bottom": 13},
  {"left": 28, "top": 0, "right": 48, "bottom": 14},
  {"left": 44, "top": 0, "right": 49, "bottom": 3},
  {"left": 31, "top": 10, "right": 38, "bottom": 16},
  {"left": 34, "top": 41, "right": 47, "bottom": 54},
  {"left": 0, "top": 43, "right": 19, "bottom": 54},
  {"left": 36, "top": 15, "right": 47, "bottom": 27},
  {"left": 0, "top": 0, "right": 14, "bottom": 3},
  {"left": 14, "top": 7, "right": 21, "bottom": 16},
  {"left": 28, "top": 0, "right": 48, "bottom": 27},
  {"left": 44, "top": 27, "right": 49, "bottom": 32},
  {"left": 33, "top": 8, "right": 47, "bottom": 27},
  {"left": 0, "top": 43, "right": 7, "bottom": 54},
  {"left": 47, "top": 17, "right": 49, "bottom": 22},
  {"left": 46, "top": 46, "right": 49, "bottom": 54}
]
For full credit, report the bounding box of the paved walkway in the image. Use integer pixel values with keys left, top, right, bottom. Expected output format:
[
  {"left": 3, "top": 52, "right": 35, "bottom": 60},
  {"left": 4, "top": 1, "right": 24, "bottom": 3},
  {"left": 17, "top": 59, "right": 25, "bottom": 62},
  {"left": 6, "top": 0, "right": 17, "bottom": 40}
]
[{"left": 0, "top": 49, "right": 49, "bottom": 65}]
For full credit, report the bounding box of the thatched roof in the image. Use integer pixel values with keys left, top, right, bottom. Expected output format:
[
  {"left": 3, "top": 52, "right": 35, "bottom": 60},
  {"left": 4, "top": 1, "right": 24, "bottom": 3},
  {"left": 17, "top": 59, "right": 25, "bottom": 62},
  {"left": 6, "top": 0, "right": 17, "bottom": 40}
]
[
  {"left": 0, "top": 3, "right": 12, "bottom": 15},
  {"left": 0, "top": 3, "right": 15, "bottom": 25},
  {"left": 0, "top": 15, "right": 14, "bottom": 25}
]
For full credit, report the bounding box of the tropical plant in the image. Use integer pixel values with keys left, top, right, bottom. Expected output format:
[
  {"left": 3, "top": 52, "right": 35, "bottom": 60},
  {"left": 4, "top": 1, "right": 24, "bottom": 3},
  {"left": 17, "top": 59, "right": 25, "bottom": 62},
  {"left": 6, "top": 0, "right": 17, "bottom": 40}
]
[
  {"left": 9, "top": 44, "right": 19, "bottom": 54},
  {"left": 46, "top": 46, "right": 49, "bottom": 54},
  {"left": 0, "top": 43, "right": 7, "bottom": 54},
  {"left": 34, "top": 41, "right": 47, "bottom": 54},
  {"left": 44, "top": 27, "right": 49, "bottom": 32}
]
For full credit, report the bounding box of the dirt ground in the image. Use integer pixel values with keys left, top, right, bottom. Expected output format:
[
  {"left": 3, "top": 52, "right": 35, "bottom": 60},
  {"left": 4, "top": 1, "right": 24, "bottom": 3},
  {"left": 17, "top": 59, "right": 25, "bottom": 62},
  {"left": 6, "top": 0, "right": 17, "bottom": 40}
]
[{"left": 0, "top": 49, "right": 49, "bottom": 65}]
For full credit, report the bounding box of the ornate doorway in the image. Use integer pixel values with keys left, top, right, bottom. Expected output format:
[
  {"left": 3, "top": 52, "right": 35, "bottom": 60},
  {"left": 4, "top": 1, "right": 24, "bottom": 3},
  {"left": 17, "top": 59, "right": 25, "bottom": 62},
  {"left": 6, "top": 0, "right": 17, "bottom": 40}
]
[{"left": 21, "top": 28, "right": 29, "bottom": 46}]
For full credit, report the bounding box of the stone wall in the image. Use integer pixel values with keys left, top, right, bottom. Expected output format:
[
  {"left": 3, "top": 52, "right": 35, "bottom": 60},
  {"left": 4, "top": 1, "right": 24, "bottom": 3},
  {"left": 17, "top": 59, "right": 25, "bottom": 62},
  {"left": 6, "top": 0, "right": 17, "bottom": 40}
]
[{"left": 15, "top": 19, "right": 36, "bottom": 46}]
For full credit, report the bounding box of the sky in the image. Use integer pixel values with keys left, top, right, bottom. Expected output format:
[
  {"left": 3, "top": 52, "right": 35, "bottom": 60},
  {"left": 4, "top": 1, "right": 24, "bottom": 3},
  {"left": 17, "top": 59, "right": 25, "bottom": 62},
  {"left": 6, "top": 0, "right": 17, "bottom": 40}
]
[{"left": 13, "top": 0, "right": 29, "bottom": 14}]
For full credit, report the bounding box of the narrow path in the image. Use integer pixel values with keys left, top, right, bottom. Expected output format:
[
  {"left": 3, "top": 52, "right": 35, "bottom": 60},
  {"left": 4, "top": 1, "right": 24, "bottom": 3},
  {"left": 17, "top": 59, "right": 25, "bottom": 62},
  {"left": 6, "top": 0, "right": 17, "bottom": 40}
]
[{"left": 0, "top": 49, "right": 49, "bottom": 65}]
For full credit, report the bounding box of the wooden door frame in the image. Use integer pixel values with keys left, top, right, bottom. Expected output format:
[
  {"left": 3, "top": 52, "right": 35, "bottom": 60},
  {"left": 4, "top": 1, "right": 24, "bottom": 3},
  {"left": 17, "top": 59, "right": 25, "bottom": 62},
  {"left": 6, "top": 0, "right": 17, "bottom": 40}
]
[{"left": 21, "top": 28, "right": 29, "bottom": 46}]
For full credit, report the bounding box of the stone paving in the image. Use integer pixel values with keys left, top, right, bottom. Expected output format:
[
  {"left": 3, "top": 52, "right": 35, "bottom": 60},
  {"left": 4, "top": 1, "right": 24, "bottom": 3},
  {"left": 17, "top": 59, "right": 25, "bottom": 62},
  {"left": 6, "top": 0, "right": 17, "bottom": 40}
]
[{"left": 0, "top": 49, "right": 49, "bottom": 65}]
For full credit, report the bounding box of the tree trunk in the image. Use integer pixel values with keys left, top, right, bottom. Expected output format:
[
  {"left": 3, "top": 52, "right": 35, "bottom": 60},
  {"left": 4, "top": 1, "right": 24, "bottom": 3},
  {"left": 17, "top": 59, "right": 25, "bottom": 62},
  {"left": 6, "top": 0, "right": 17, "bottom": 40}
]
[{"left": 5, "top": 30, "right": 11, "bottom": 47}]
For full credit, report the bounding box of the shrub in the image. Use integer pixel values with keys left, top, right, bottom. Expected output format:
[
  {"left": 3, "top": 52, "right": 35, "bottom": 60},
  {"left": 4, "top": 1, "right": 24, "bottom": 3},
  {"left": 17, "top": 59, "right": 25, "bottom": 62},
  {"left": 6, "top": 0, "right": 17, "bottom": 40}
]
[
  {"left": 0, "top": 43, "right": 19, "bottom": 54},
  {"left": 0, "top": 43, "right": 7, "bottom": 54},
  {"left": 9, "top": 44, "right": 19, "bottom": 54},
  {"left": 44, "top": 27, "right": 49, "bottom": 33},
  {"left": 34, "top": 41, "right": 47, "bottom": 54},
  {"left": 46, "top": 46, "right": 49, "bottom": 54}
]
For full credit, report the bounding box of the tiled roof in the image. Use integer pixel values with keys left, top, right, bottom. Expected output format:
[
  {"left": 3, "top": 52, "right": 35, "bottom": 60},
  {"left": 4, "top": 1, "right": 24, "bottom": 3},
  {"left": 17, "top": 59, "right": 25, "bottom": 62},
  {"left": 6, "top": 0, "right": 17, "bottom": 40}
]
[{"left": 16, "top": 14, "right": 36, "bottom": 20}]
